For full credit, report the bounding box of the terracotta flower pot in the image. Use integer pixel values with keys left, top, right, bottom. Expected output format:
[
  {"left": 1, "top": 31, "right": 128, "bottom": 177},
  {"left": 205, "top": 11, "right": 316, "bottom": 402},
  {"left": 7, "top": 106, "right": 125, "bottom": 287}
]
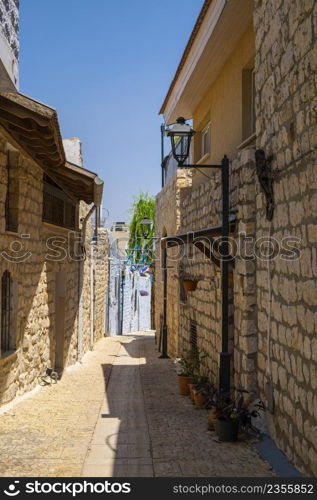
[
  {"left": 193, "top": 392, "right": 206, "bottom": 408},
  {"left": 207, "top": 409, "right": 217, "bottom": 430},
  {"left": 178, "top": 375, "right": 193, "bottom": 395},
  {"left": 182, "top": 279, "right": 198, "bottom": 292},
  {"left": 188, "top": 383, "right": 195, "bottom": 402}
]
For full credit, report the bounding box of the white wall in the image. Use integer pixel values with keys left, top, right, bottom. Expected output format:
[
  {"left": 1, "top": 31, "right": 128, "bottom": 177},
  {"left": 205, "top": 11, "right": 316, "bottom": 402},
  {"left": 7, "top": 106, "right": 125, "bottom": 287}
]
[
  {"left": 0, "top": 0, "right": 19, "bottom": 90},
  {"left": 122, "top": 267, "right": 152, "bottom": 334}
]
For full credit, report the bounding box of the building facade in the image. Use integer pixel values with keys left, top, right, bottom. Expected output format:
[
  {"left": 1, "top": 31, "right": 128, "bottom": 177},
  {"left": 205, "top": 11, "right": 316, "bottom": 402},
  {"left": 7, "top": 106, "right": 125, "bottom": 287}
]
[
  {"left": 0, "top": 4, "right": 108, "bottom": 406},
  {"left": 0, "top": 0, "right": 19, "bottom": 90},
  {"left": 155, "top": 0, "right": 317, "bottom": 475}
]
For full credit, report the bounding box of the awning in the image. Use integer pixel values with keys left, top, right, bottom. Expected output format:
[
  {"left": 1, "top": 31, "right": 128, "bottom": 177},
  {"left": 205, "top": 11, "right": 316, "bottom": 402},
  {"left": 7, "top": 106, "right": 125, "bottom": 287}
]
[
  {"left": 0, "top": 91, "right": 103, "bottom": 204},
  {"left": 161, "top": 216, "right": 236, "bottom": 266},
  {"left": 54, "top": 161, "right": 104, "bottom": 205}
]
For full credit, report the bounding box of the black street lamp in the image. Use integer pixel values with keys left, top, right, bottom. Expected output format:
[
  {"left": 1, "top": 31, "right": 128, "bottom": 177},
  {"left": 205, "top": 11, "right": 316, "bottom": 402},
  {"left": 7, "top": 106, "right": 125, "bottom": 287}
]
[
  {"left": 166, "top": 117, "right": 195, "bottom": 166},
  {"left": 160, "top": 117, "right": 231, "bottom": 393},
  {"left": 140, "top": 217, "right": 153, "bottom": 239}
]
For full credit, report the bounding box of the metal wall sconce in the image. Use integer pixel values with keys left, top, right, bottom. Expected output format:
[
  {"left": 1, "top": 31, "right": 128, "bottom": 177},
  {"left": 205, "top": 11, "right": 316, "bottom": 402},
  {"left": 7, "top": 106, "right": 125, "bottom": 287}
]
[{"left": 166, "top": 117, "right": 195, "bottom": 165}]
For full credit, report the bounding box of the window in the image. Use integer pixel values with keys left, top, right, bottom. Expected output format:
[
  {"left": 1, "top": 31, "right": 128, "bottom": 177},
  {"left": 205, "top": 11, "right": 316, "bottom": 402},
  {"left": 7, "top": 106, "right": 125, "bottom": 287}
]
[
  {"left": 1, "top": 271, "right": 16, "bottom": 355},
  {"left": 5, "top": 151, "right": 19, "bottom": 232},
  {"left": 201, "top": 123, "right": 211, "bottom": 157},
  {"left": 42, "top": 175, "right": 77, "bottom": 230},
  {"left": 190, "top": 321, "right": 197, "bottom": 350},
  {"left": 242, "top": 68, "right": 256, "bottom": 142}
]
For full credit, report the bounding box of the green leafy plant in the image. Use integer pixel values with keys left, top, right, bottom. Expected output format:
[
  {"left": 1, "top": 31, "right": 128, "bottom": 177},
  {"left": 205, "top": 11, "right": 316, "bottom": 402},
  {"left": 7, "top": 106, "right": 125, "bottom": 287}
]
[
  {"left": 192, "top": 378, "right": 212, "bottom": 396},
  {"left": 175, "top": 348, "right": 208, "bottom": 377},
  {"left": 206, "top": 388, "right": 265, "bottom": 423},
  {"left": 128, "top": 192, "right": 155, "bottom": 264}
]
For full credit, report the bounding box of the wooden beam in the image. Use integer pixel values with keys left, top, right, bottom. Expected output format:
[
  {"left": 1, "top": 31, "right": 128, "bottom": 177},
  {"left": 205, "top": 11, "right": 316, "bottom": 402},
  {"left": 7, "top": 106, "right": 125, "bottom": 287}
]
[{"left": 0, "top": 96, "right": 51, "bottom": 126}]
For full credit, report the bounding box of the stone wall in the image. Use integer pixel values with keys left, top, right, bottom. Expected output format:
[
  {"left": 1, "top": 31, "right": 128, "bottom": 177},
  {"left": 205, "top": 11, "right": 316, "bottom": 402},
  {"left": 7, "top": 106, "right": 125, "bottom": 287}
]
[
  {"left": 155, "top": 0, "right": 316, "bottom": 477},
  {"left": 0, "top": 0, "right": 19, "bottom": 58},
  {"left": 0, "top": 0, "right": 19, "bottom": 89},
  {"left": 177, "top": 151, "right": 256, "bottom": 386},
  {"left": 0, "top": 134, "right": 108, "bottom": 405},
  {"left": 93, "top": 228, "right": 109, "bottom": 342},
  {"left": 78, "top": 202, "right": 92, "bottom": 358},
  {"left": 254, "top": 0, "right": 317, "bottom": 475},
  {"left": 155, "top": 170, "right": 192, "bottom": 357}
]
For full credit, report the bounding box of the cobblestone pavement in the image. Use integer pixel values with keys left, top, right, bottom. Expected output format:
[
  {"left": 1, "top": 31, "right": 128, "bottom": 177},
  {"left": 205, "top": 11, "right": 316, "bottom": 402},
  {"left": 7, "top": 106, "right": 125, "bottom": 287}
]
[
  {"left": 0, "top": 332, "right": 275, "bottom": 477},
  {"left": 0, "top": 338, "right": 122, "bottom": 477}
]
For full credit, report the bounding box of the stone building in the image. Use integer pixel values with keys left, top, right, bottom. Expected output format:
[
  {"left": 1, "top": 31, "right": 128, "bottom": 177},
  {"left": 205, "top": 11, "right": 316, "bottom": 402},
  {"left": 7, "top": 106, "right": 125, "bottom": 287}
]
[
  {"left": 155, "top": 0, "right": 317, "bottom": 475},
  {"left": 0, "top": 0, "right": 19, "bottom": 91},
  {"left": 0, "top": 2, "right": 108, "bottom": 405}
]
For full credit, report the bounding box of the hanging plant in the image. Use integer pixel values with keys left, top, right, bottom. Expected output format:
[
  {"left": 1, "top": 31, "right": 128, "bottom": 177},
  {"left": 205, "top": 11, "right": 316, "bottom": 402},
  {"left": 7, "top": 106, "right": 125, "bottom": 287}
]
[
  {"left": 182, "top": 279, "right": 199, "bottom": 292},
  {"left": 173, "top": 272, "right": 200, "bottom": 291}
]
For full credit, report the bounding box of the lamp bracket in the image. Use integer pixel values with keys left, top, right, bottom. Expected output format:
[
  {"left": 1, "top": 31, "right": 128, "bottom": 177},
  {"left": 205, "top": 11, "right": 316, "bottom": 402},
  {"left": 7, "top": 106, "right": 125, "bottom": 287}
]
[
  {"left": 255, "top": 149, "right": 275, "bottom": 221},
  {"left": 178, "top": 164, "right": 222, "bottom": 169}
]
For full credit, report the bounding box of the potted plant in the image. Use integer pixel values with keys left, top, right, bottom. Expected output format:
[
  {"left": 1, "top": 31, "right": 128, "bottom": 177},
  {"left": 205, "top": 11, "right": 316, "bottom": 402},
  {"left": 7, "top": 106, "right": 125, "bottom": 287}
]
[
  {"left": 192, "top": 378, "right": 211, "bottom": 408},
  {"left": 210, "top": 389, "right": 264, "bottom": 442},
  {"left": 188, "top": 374, "right": 200, "bottom": 402},
  {"left": 182, "top": 278, "right": 199, "bottom": 292},
  {"left": 174, "top": 348, "right": 202, "bottom": 396},
  {"left": 211, "top": 391, "right": 240, "bottom": 441},
  {"left": 174, "top": 352, "right": 194, "bottom": 396},
  {"left": 173, "top": 272, "right": 200, "bottom": 292},
  {"left": 204, "top": 386, "right": 218, "bottom": 430}
]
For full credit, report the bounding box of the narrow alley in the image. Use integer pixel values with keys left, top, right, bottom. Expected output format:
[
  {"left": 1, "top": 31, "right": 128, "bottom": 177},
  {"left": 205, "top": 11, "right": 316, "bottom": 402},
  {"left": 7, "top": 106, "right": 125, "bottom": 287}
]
[{"left": 0, "top": 333, "right": 274, "bottom": 478}]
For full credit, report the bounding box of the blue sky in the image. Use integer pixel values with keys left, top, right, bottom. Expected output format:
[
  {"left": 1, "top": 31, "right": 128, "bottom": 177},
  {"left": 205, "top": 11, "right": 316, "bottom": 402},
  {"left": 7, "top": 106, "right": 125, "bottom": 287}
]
[{"left": 19, "top": 0, "right": 204, "bottom": 226}]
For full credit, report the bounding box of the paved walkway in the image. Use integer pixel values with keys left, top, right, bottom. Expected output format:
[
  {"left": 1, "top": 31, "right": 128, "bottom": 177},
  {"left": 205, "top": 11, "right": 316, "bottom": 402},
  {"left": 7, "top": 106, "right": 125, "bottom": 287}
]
[
  {"left": 0, "top": 338, "right": 122, "bottom": 477},
  {"left": 0, "top": 333, "right": 275, "bottom": 477}
]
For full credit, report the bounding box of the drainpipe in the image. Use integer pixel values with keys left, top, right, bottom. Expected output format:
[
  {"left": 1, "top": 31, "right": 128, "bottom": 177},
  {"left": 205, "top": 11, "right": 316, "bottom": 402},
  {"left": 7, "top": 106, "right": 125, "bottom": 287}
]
[
  {"left": 78, "top": 204, "right": 95, "bottom": 361},
  {"left": 161, "top": 124, "right": 165, "bottom": 188},
  {"left": 90, "top": 241, "right": 95, "bottom": 350},
  {"left": 159, "top": 246, "right": 169, "bottom": 358},
  {"left": 78, "top": 176, "right": 104, "bottom": 361}
]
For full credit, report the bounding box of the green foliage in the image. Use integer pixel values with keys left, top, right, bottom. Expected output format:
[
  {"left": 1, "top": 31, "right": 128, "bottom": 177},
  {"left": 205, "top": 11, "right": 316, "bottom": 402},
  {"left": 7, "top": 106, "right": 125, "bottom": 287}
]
[
  {"left": 128, "top": 192, "right": 155, "bottom": 264},
  {"left": 177, "top": 348, "right": 208, "bottom": 377}
]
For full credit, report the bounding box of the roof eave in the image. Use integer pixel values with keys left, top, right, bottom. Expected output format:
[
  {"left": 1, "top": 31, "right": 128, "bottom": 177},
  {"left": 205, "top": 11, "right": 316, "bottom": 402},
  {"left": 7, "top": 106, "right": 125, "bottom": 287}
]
[{"left": 159, "top": 0, "right": 213, "bottom": 116}]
